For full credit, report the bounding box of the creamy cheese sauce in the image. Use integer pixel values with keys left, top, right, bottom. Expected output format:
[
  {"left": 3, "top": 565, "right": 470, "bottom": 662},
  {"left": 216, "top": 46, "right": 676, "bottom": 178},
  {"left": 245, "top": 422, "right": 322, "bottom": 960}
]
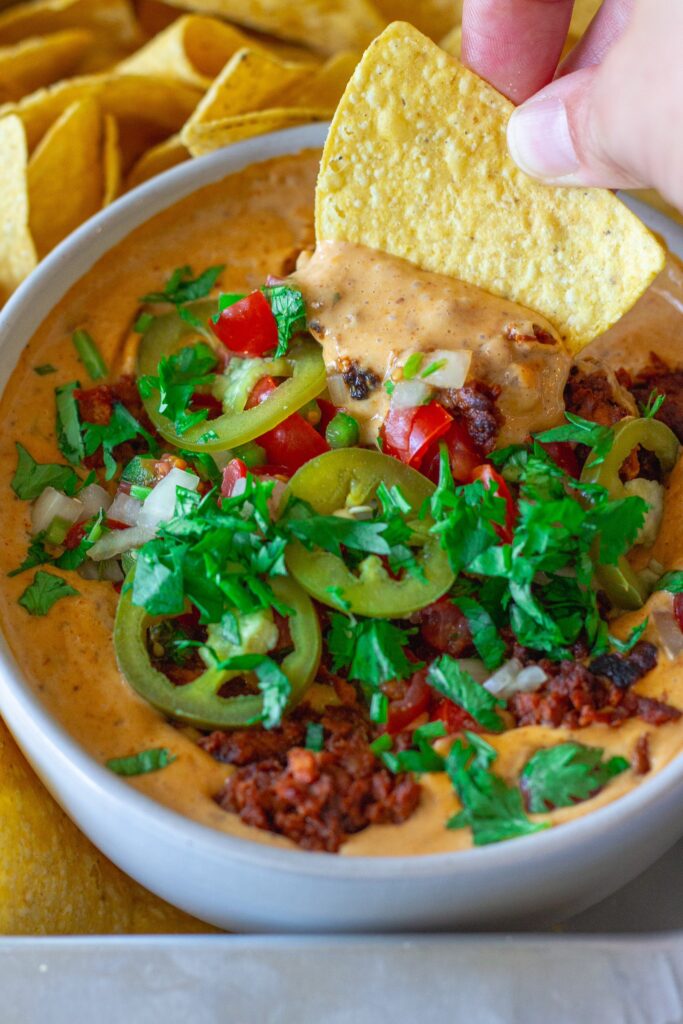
[
  {"left": 292, "top": 240, "right": 571, "bottom": 446},
  {"left": 0, "top": 150, "right": 682, "bottom": 857}
]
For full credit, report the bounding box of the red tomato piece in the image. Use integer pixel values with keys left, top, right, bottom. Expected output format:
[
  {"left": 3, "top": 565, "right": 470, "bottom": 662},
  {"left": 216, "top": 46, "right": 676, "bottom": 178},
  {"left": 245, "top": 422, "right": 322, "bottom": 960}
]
[
  {"left": 422, "top": 420, "right": 481, "bottom": 484},
  {"left": 434, "top": 698, "right": 480, "bottom": 735},
  {"left": 246, "top": 375, "right": 279, "bottom": 409},
  {"left": 674, "top": 594, "right": 683, "bottom": 633},
  {"left": 417, "top": 596, "right": 472, "bottom": 657},
  {"left": 316, "top": 398, "right": 338, "bottom": 433},
  {"left": 106, "top": 519, "right": 134, "bottom": 531},
  {"left": 386, "top": 668, "right": 432, "bottom": 735},
  {"left": 210, "top": 291, "right": 278, "bottom": 357},
  {"left": 538, "top": 440, "right": 580, "bottom": 478},
  {"left": 64, "top": 522, "right": 86, "bottom": 550},
  {"left": 258, "top": 414, "right": 329, "bottom": 475},
  {"left": 221, "top": 458, "right": 249, "bottom": 498},
  {"left": 381, "top": 401, "right": 453, "bottom": 470},
  {"left": 471, "top": 464, "right": 517, "bottom": 542},
  {"left": 190, "top": 392, "right": 223, "bottom": 419}
]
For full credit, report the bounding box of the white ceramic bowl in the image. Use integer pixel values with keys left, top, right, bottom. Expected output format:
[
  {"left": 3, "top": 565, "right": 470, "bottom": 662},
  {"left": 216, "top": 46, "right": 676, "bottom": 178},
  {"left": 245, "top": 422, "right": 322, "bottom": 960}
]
[{"left": 1, "top": 124, "right": 683, "bottom": 933}]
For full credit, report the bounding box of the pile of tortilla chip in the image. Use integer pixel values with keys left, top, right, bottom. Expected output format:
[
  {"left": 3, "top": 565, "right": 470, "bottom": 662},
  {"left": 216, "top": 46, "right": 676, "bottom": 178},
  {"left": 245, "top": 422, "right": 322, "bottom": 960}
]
[{"left": 0, "top": 0, "right": 627, "bottom": 305}]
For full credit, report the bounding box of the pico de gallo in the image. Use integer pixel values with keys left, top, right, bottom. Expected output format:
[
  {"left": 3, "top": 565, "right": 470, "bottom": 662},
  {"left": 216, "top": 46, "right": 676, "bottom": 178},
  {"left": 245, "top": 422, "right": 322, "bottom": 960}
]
[{"left": 8, "top": 252, "right": 683, "bottom": 855}]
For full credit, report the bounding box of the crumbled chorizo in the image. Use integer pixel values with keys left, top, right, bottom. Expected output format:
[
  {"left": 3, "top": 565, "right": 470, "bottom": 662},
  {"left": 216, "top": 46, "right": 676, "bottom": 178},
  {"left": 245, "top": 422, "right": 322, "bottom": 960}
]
[
  {"left": 437, "top": 381, "right": 502, "bottom": 454},
  {"left": 628, "top": 354, "right": 683, "bottom": 442}
]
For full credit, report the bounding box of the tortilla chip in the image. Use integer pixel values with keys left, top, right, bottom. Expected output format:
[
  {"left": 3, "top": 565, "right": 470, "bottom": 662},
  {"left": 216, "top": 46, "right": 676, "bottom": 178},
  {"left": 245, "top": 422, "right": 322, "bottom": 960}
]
[
  {"left": 279, "top": 50, "right": 359, "bottom": 108},
  {"left": 440, "top": 23, "right": 461, "bottom": 57},
  {"left": 157, "top": 0, "right": 386, "bottom": 55},
  {"left": 125, "top": 133, "right": 189, "bottom": 189},
  {"left": 374, "top": 0, "right": 456, "bottom": 40},
  {"left": 0, "top": 718, "right": 210, "bottom": 934},
  {"left": 183, "top": 106, "right": 331, "bottom": 157},
  {"left": 27, "top": 94, "right": 103, "bottom": 256},
  {"left": 239, "top": 28, "right": 320, "bottom": 64},
  {"left": 0, "top": 72, "right": 202, "bottom": 149},
  {"left": 0, "top": 115, "right": 37, "bottom": 302},
  {"left": 0, "top": 0, "right": 142, "bottom": 49},
  {"left": 0, "top": 29, "right": 93, "bottom": 102},
  {"left": 136, "top": 0, "right": 182, "bottom": 37},
  {"left": 182, "top": 47, "right": 313, "bottom": 132},
  {"left": 102, "top": 112, "right": 121, "bottom": 205},
  {"left": 117, "top": 14, "right": 255, "bottom": 90},
  {"left": 316, "top": 22, "right": 666, "bottom": 352}
]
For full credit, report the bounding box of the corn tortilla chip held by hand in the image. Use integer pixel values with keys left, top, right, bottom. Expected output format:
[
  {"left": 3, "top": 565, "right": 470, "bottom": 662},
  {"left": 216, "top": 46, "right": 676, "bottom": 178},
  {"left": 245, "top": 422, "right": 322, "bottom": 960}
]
[{"left": 316, "top": 22, "right": 665, "bottom": 352}]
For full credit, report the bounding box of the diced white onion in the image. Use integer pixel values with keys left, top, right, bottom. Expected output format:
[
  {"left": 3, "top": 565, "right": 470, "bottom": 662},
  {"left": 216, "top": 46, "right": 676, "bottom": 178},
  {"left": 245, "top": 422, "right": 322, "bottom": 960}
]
[
  {"left": 652, "top": 610, "right": 683, "bottom": 660},
  {"left": 139, "top": 468, "right": 200, "bottom": 531},
  {"left": 107, "top": 492, "right": 143, "bottom": 527},
  {"left": 326, "top": 374, "right": 348, "bottom": 407},
  {"left": 420, "top": 349, "right": 472, "bottom": 389},
  {"left": 391, "top": 380, "right": 433, "bottom": 409},
  {"left": 31, "top": 487, "right": 82, "bottom": 535},
  {"left": 88, "top": 524, "right": 155, "bottom": 561},
  {"left": 76, "top": 484, "right": 112, "bottom": 522},
  {"left": 78, "top": 557, "right": 124, "bottom": 582},
  {"left": 455, "top": 659, "right": 489, "bottom": 684},
  {"left": 483, "top": 658, "right": 547, "bottom": 699}
]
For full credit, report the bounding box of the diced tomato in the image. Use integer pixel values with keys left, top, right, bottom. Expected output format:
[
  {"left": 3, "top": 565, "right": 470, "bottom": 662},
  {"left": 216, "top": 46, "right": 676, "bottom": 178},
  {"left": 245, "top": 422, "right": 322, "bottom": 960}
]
[
  {"left": 471, "top": 464, "right": 517, "bottom": 543},
  {"left": 538, "top": 440, "right": 580, "bottom": 478},
  {"left": 258, "top": 414, "right": 329, "bottom": 475},
  {"left": 210, "top": 291, "right": 278, "bottom": 357},
  {"left": 386, "top": 668, "right": 432, "bottom": 735},
  {"left": 381, "top": 401, "right": 453, "bottom": 470},
  {"left": 190, "top": 392, "right": 223, "bottom": 419},
  {"left": 64, "top": 522, "right": 86, "bottom": 550},
  {"left": 246, "top": 375, "right": 279, "bottom": 409},
  {"left": 434, "top": 698, "right": 480, "bottom": 735},
  {"left": 674, "top": 594, "right": 683, "bottom": 633},
  {"left": 417, "top": 596, "right": 472, "bottom": 657},
  {"left": 106, "top": 518, "right": 133, "bottom": 531},
  {"left": 221, "top": 458, "right": 249, "bottom": 498},
  {"left": 317, "top": 398, "right": 338, "bottom": 433},
  {"left": 422, "top": 420, "right": 481, "bottom": 484}
]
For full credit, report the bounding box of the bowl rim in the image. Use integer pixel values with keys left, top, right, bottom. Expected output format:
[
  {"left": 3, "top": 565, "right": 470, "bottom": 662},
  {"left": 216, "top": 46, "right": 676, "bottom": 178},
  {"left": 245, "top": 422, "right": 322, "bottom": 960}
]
[{"left": 1, "top": 122, "right": 683, "bottom": 880}]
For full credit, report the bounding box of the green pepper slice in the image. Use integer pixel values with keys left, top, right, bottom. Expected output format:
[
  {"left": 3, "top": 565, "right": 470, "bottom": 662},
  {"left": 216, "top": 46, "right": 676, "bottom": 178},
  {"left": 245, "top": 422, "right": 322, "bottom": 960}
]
[
  {"left": 581, "top": 416, "right": 679, "bottom": 609},
  {"left": 282, "top": 448, "right": 455, "bottom": 617},
  {"left": 137, "top": 301, "right": 326, "bottom": 452},
  {"left": 114, "top": 576, "right": 321, "bottom": 729}
]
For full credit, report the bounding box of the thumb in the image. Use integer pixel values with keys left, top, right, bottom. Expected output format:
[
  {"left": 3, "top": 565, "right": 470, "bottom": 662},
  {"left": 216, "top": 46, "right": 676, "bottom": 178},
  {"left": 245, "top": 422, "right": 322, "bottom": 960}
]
[{"left": 506, "top": 65, "right": 646, "bottom": 190}]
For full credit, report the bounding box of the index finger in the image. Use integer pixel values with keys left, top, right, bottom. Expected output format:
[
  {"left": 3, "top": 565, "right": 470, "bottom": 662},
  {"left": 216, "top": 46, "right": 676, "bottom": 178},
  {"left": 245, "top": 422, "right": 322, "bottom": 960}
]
[{"left": 461, "top": 0, "right": 576, "bottom": 103}]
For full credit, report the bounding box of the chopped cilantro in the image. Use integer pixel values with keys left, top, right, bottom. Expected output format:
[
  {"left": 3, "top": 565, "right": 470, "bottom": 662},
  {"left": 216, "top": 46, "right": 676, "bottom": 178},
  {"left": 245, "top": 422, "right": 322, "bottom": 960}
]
[
  {"left": 402, "top": 352, "right": 424, "bottom": 379},
  {"left": 452, "top": 594, "right": 506, "bottom": 670},
  {"left": 520, "top": 742, "right": 629, "bottom": 813},
  {"left": 11, "top": 443, "right": 79, "bottom": 500},
  {"left": 8, "top": 534, "right": 52, "bottom": 577},
  {"left": 263, "top": 285, "right": 307, "bottom": 358},
  {"left": 384, "top": 380, "right": 395, "bottom": 397},
  {"left": 134, "top": 313, "right": 154, "bottom": 334},
  {"left": 72, "top": 329, "right": 107, "bottom": 381},
  {"left": 82, "top": 404, "right": 158, "bottom": 479},
  {"left": 33, "top": 364, "right": 56, "bottom": 376},
  {"left": 138, "top": 342, "right": 218, "bottom": 436},
  {"left": 641, "top": 389, "right": 666, "bottom": 419},
  {"left": 369, "top": 733, "right": 393, "bottom": 756},
  {"left": 535, "top": 412, "right": 614, "bottom": 467},
  {"left": 653, "top": 570, "right": 683, "bottom": 594},
  {"left": 445, "top": 732, "right": 547, "bottom": 846},
  {"left": 370, "top": 691, "right": 388, "bottom": 724},
  {"left": 305, "top": 722, "right": 324, "bottom": 752},
  {"left": 382, "top": 720, "right": 447, "bottom": 774},
  {"left": 608, "top": 619, "right": 649, "bottom": 653},
  {"left": 427, "top": 655, "right": 506, "bottom": 733},
  {"left": 55, "top": 381, "right": 84, "bottom": 465},
  {"left": 421, "top": 359, "right": 447, "bottom": 379},
  {"left": 208, "top": 652, "right": 290, "bottom": 729},
  {"left": 140, "top": 264, "right": 224, "bottom": 306},
  {"left": 106, "top": 747, "right": 176, "bottom": 776},
  {"left": 325, "top": 585, "right": 351, "bottom": 611},
  {"left": 18, "top": 571, "right": 79, "bottom": 616},
  {"left": 327, "top": 614, "right": 417, "bottom": 689}
]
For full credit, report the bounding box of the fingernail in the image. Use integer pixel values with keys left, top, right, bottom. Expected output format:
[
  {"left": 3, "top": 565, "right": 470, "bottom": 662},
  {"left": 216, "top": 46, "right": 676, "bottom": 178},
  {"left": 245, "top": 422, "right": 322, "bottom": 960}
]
[{"left": 507, "top": 96, "right": 580, "bottom": 182}]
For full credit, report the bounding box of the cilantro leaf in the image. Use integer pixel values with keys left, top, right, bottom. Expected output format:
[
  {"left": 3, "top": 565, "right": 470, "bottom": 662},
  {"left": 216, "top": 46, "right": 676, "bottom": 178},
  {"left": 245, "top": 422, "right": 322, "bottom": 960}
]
[
  {"left": 535, "top": 412, "right": 614, "bottom": 466},
  {"left": 213, "top": 653, "right": 291, "bottom": 729},
  {"left": 55, "top": 381, "right": 84, "bottom": 465},
  {"left": 18, "top": 571, "right": 79, "bottom": 616},
  {"left": 653, "top": 570, "right": 683, "bottom": 594},
  {"left": 608, "top": 619, "right": 648, "bottom": 653},
  {"left": 427, "top": 655, "right": 506, "bottom": 732},
  {"left": 641, "top": 389, "right": 666, "bottom": 419},
  {"left": 327, "top": 614, "right": 416, "bottom": 689},
  {"left": 452, "top": 595, "right": 506, "bottom": 670},
  {"left": 283, "top": 503, "right": 391, "bottom": 557},
  {"left": 263, "top": 285, "right": 307, "bottom": 357},
  {"left": 520, "top": 742, "right": 629, "bottom": 813},
  {"left": 140, "top": 264, "right": 224, "bottom": 305},
  {"left": 445, "top": 732, "right": 547, "bottom": 846},
  {"left": 382, "top": 720, "right": 447, "bottom": 774},
  {"left": 11, "top": 443, "right": 79, "bottom": 500},
  {"left": 8, "top": 534, "right": 52, "bottom": 577},
  {"left": 34, "top": 364, "right": 57, "bottom": 375},
  {"left": 82, "top": 404, "right": 158, "bottom": 479},
  {"left": 106, "top": 747, "right": 176, "bottom": 776},
  {"left": 72, "top": 329, "right": 107, "bottom": 381},
  {"left": 591, "top": 495, "right": 647, "bottom": 565},
  {"left": 138, "top": 342, "right": 218, "bottom": 436},
  {"left": 305, "top": 722, "right": 324, "bottom": 751}
]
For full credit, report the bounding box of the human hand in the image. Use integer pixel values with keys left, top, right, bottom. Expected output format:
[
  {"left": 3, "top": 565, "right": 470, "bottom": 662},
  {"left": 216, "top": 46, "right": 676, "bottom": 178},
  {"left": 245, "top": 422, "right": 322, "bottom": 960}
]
[{"left": 461, "top": 0, "right": 683, "bottom": 214}]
